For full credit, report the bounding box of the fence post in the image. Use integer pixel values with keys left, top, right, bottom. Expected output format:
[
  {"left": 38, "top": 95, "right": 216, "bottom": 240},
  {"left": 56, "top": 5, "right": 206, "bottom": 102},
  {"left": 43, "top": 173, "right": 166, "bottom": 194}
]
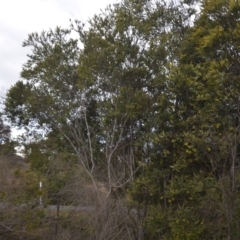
[{"left": 39, "top": 181, "right": 42, "bottom": 205}]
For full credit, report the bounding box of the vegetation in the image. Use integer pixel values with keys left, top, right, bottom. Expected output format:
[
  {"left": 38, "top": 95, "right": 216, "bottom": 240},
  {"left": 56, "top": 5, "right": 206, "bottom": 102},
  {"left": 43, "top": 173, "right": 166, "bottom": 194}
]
[{"left": 2, "top": 0, "right": 240, "bottom": 239}]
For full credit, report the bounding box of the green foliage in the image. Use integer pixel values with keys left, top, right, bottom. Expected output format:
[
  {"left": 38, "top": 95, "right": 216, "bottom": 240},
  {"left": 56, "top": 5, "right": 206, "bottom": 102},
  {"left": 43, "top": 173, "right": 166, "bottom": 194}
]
[
  {"left": 0, "top": 114, "right": 15, "bottom": 155},
  {"left": 4, "top": 81, "right": 32, "bottom": 125},
  {"left": 4, "top": 0, "right": 240, "bottom": 238}
]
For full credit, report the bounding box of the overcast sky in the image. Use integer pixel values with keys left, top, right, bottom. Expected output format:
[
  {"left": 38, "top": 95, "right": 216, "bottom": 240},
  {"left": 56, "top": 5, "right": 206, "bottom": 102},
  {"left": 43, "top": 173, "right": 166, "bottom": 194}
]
[{"left": 0, "top": 0, "right": 119, "bottom": 94}]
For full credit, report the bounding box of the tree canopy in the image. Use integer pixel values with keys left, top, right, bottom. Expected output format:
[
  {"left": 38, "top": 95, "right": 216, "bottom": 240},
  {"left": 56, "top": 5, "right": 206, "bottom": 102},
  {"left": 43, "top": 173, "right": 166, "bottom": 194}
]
[{"left": 3, "top": 0, "right": 240, "bottom": 239}]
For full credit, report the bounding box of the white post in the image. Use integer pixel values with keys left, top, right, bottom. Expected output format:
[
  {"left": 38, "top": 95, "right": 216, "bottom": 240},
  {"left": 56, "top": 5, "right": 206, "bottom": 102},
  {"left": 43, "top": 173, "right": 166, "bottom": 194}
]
[{"left": 39, "top": 181, "right": 42, "bottom": 205}]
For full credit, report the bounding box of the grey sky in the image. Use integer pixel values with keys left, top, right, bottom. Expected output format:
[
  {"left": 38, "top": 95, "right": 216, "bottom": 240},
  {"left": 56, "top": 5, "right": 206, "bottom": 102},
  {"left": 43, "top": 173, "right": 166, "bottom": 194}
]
[{"left": 0, "top": 0, "right": 119, "bottom": 93}]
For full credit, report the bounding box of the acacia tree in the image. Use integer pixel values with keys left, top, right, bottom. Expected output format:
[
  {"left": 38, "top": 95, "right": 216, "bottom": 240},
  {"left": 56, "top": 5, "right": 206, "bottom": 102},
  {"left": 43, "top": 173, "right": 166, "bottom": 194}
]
[
  {"left": 180, "top": 1, "right": 240, "bottom": 238},
  {"left": 140, "top": 0, "right": 240, "bottom": 239}
]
